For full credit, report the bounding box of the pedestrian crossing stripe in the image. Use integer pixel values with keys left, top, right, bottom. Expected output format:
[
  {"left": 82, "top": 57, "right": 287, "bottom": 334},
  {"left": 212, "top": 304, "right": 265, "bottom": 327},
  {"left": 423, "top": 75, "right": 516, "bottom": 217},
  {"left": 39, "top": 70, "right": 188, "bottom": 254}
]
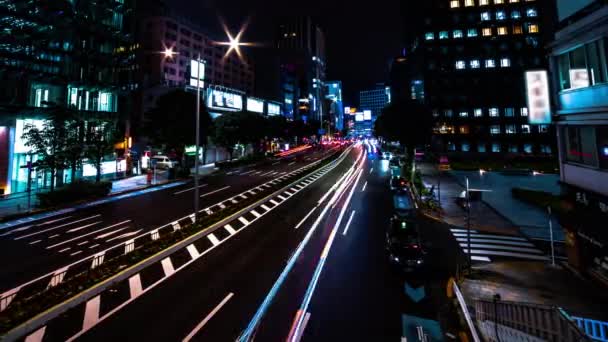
[{"left": 450, "top": 229, "right": 547, "bottom": 262}]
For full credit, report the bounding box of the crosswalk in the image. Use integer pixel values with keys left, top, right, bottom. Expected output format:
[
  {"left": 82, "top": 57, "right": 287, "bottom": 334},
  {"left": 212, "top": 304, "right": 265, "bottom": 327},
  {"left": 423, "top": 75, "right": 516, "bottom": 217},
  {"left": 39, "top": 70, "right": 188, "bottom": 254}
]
[{"left": 449, "top": 228, "right": 548, "bottom": 263}]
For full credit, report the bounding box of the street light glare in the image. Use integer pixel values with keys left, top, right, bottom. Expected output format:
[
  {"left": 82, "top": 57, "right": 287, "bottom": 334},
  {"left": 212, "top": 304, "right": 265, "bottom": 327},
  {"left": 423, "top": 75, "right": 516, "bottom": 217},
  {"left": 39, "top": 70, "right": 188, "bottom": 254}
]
[{"left": 163, "top": 47, "right": 175, "bottom": 58}]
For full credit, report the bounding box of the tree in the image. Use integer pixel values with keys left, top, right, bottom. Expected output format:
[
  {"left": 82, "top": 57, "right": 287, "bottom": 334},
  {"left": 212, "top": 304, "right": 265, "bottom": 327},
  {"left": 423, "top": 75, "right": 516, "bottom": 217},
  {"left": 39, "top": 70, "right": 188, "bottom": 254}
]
[
  {"left": 63, "top": 115, "right": 86, "bottom": 183},
  {"left": 212, "top": 112, "right": 241, "bottom": 160},
  {"left": 144, "top": 90, "right": 213, "bottom": 159},
  {"left": 374, "top": 99, "right": 434, "bottom": 162},
  {"left": 84, "top": 121, "right": 120, "bottom": 183}
]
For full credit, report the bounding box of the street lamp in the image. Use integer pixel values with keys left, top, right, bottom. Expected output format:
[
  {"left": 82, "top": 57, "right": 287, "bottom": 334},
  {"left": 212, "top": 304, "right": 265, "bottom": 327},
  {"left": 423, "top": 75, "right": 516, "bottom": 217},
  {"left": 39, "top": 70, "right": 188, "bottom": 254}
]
[
  {"left": 163, "top": 47, "right": 177, "bottom": 59},
  {"left": 193, "top": 53, "right": 203, "bottom": 223}
]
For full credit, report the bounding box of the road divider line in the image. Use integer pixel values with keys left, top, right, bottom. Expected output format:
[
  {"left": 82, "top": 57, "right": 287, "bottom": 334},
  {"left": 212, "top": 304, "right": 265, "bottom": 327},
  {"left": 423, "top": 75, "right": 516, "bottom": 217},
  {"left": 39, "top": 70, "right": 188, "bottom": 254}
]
[
  {"left": 173, "top": 184, "right": 208, "bottom": 195},
  {"left": 66, "top": 221, "right": 103, "bottom": 233},
  {"left": 15, "top": 215, "right": 102, "bottom": 240},
  {"left": 182, "top": 293, "right": 234, "bottom": 342},
  {"left": 342, "top": 210, "right": 356, "bottom": 236},
  {"left": 200, "top": 186, "right": 231, "bottom": 198},
  {"left": 70, "top": 251, "right": 82, "bottom": 257},
  {"left": 128, "top": 274, "right": 143, "bottom": 299},
  {"left": 295, "top": 207, "right": 317, "bottom": 230},
  {"left": 82, "top": 295, "right": 100, "bottom": 331},
  {"left": 45, "top": 220, "right": 130, "bottom": 249}
]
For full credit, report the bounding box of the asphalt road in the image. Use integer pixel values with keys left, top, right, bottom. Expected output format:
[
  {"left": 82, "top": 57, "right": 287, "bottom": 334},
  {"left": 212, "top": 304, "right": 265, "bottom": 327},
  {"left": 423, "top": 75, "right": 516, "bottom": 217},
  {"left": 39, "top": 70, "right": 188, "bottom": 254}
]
[
  {"left": 0, "top": 145, "right": 339, "bottom": 293},
  {"left": 11, "top": 143, "right": 468, "bottom": 341}
]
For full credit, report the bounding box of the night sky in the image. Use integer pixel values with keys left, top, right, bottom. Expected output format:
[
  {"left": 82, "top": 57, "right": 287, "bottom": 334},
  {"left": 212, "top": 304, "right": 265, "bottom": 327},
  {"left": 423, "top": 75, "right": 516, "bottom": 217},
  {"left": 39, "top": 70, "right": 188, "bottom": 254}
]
[{"left": 171, "top": 0, "right": 403, "bottom": 105}]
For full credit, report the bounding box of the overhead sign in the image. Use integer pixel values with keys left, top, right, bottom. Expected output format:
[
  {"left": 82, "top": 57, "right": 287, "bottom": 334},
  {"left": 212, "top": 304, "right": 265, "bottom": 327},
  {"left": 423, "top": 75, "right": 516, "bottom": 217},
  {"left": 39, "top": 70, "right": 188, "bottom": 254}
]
[
  {"left": 189, "top": 60, "right": 205, "bottom": 88},
  {"left": 525, "top": 71, "right": 551, "bottom": 124},
  {"left": 247, "top": 98, "right": 264, "bottom": 113},
  {"left": 267, "top": 103, "right": 281, "bottom": 116},
  {"left": 207, "top": 89, "right": 242, "bottom": 111}
]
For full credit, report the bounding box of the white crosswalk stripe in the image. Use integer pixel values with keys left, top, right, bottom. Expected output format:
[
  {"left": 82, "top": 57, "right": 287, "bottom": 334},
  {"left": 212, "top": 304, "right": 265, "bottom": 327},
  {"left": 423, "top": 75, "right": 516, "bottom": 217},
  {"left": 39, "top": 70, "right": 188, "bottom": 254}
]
[{"left": 449, "top": 228, "right": 547, "bottom": 262}]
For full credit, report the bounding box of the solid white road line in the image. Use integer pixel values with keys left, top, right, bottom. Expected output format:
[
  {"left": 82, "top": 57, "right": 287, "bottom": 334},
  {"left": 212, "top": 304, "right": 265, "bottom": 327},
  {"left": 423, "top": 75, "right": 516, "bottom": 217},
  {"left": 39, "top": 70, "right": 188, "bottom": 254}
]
[
  {"left": 455, "top": 237, "right": 535, "bottom": 247},
  {"left": 45, "top": 220, "right": 130, "bottom": 249},
  {"left": 129, "top": 274, "right": 143, "bottom": 299},
  {"left": 173, "top": 184, "right": 208, "bottom": 195},
  {"left": 161, "top": 257, "right": 175, "bottom": 277},
  {"left": 342, "top": 210, "right": 356, "bottom": 236},
  {"left": 15, "top": 215, "right": 102, "bottom": 240},
  {"left": 24, "top": 326, "right": 46, "bottom": 342},
  {"left": 452, "top": 233, "right": 527, "bottom": 241},
  {"left": 95, "top": 227, "right": 128, "bottom": 240},
  {"left": 239, "top": 217, "right": 250, "bottom": 225},
  {"left": 224, "top": 224, "right": 236, "bottom": 235},
  {"left": 293, "top": 312, "right": 311, "bottom": 342},
  {"left": 105, "top": 229, "right": 142, "bottom": 243},
  {"left": 83, "top": 295, "right": 101, "bottom": 331},
  {"left": 207, "top": 233, "right": 220, "bottom": 246},
  {"left": 471, "top": 256, "right": 492, "bottom": 262},
  {"left": 200, "top": 186, "right": 231, "bottom": 198},
  {"left": 187, "top": 244, "right": 200, "bottom": 259},
  {"left": 250, "top": 210, "right": 261, "bottom": 218},
  {"left": 1, "top": 216, "right": 74, "bottom": 237},
  {"left": 295, "top": 207, "right": 317, "bottom": 230},
  {"left": 66, "top": 221, "right": 103, "bottom": 233},
  {"left": 362, "top": 181, "right": 368, "bottom": 192},
  {"left": 459, "top": 243, "right": 542, "bottom": 254},
  {"left": 182, "top": 293, "right": 234, "bottom": 342},
  {"left": 462, "top": 249, "right": 549, "bottom": 260}
]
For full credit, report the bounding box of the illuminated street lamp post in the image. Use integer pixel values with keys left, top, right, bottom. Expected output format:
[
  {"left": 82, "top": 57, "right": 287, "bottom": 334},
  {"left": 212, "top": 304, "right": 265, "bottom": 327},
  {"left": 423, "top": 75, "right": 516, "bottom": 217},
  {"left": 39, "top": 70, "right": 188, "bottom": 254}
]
[{"left": 194, "top": 53, "right": 202, "bottom": 222}]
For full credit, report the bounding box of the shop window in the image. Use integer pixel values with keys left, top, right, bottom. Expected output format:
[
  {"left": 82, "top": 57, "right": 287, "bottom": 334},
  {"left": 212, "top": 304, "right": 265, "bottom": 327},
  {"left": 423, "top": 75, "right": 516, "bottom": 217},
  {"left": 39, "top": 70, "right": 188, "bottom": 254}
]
[
  {"left": 478, "top": 144, "right": 487, "bottom": 152},
  {"left": 492, "top": 143, "right": 501, "bottom": 153},
  {"left": 524, "top": 144, "right": 533, "bottom": 154}
]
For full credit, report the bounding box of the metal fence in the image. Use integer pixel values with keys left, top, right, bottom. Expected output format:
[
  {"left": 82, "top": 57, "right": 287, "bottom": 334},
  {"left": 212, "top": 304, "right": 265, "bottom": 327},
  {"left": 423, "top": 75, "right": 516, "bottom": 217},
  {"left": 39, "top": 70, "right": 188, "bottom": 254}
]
[{"left": 573, "top": 317, "right": 608, "bottom": 342}]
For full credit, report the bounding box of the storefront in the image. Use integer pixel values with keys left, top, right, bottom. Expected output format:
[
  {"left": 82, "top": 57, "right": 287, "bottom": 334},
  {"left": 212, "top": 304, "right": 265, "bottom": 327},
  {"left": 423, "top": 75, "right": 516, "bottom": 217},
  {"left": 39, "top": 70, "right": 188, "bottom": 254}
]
[{"left": 562, "top": 185, "right": 608, "bottom": 282}]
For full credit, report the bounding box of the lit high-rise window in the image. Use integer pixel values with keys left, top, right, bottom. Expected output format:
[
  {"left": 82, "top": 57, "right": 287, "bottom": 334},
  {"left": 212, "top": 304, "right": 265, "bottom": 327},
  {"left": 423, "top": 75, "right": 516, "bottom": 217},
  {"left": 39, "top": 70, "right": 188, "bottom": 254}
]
[
  {"left": 496, "top": 11, "right": 506, "bottom": 20},
  {"left": 470, "top": 60, "right": 481, "bottom": 68},
  {"left": 528, "top": 24, "right": 539, "bottom": 33},
  {"left": 467, "top": 28, "right": 478, "bottom": 37},
  {"left": 513, "top": 25, "right": 523, "bottom": 34},
  {"left": 489, "top": 107, "right": 499, "bottom": 116},
  {"left": 425, "top": 32, "right": 435, "bottom": 40},
  {"left": 500, "top": 58, "right": 511, "bottom": 67},
  {"left": 485, "top": 59, "right": 496, "bottom": 68},
  {"left": 474, "top": 108, "right": 483, "bottom": 117},
  {"left": 506, "top": 125, "right": 516, "bottom": 134},
  {"left": 445, "top": 109, "right": 454, "bottom": 117},
  {"left": 481, "top": 12, "right": 491, "bottom": 21},
  {"left": 492, "top": 143, "right": 501, "bottom": 153},
  {"left": 456, "top": 60, "right": 466, "bottom": 69},
  {"left": 509, "top": 0, "right": 519, "bottom": 2},
  {"left": 490, "top": 125, "right": 501, "bottom": 134},
  {"left": 520, "top": 107, "right": 528, "bottom": 116},
  {"left": 460, "top": 111, "right": 469, "bottom": 117},
  {"left": 494, "top": 0, "right": 504, "bottom": 3},
  {"left": 505, "top": 108, "right": 514, "bottom": 116},
  {"left": 498, "top": 27, "right": 508, "bottom": 35},
  {"left": 479, "top": 0, "right": 489, "bottom": 4},
  {"left": 440, "top": 31, "right": 449, "bottom": 39},
  {"left": 450, "top": 0, "right": 460, "bottom": 8},
  {"left": 465, "top": 0, "right": 475, "bottom": 6},
  {"left": 526, "top": 8, "right": 537, "bottom": 17},
  {"left": 511, "top": 10, "right": 521, "bottom": 19},
  {"left": 521, "top": 125, "right": 531, "bottom": 133},
  {"left": 482, "top": 28, "right": 492, "bottom": 36},
  {"left": 453, "top": 30, "right": 463, "bottom": 38}
]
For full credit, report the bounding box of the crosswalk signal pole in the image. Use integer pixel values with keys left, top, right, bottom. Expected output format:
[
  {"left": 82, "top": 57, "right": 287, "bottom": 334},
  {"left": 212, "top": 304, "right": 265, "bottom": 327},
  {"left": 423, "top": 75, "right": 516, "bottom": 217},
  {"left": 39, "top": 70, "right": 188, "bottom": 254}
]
[{"left": 466, "top": 177, "right": 472, "bottom": 271}]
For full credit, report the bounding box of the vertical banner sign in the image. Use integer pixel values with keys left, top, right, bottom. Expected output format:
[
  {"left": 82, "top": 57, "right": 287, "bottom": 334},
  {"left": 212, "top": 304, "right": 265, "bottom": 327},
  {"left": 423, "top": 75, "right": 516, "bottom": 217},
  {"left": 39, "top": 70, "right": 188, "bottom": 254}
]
[
  {"left": 525, "top": 71, "right": 552, "bottom": 124},
  {"left": 190, "top": 60, "right": 205, "bottom": 88}
]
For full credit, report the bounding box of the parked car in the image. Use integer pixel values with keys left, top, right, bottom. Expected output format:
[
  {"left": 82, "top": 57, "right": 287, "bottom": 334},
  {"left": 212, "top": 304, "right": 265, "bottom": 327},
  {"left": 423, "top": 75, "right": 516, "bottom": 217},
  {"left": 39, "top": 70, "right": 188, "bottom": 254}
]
[
  {"left": 151, "top": 155, "right": 178, "bottom": 169},
  {"left": 392, "top": 188, "right": 417, "bottom": 218},
  {"left": 389, "top": 158, "right": 402, "bottom": 169},
  {"left": 386, "top": 216, "right": 425, "bottom": 272},
  {"left": 390, "top": 176, "right": 409, "bottom": 191},
  {"left": 382, "top": 151, "right": 393, "bottom": 160}
]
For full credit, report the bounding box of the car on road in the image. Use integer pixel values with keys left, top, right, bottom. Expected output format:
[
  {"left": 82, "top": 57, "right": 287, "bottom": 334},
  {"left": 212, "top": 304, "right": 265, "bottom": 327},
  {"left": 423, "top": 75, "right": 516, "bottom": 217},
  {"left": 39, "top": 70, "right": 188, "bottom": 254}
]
[
  {"left": 390, "top": 176, "right": 409, "bottom": 191},
  {"left": 389, "top": 158, "right": 402, "bottom": 169},
  {"left": 382, "top": 151, "right": 393, "bottom": 160},
  {"left": 392, "top": 188, "right": 417, "bottom": 218},
  {"left": 151, "top": 155, "right": 179, "bottom": 169},
  {"left": 386, "top": 216, "right": 425, "bottom": 272}
]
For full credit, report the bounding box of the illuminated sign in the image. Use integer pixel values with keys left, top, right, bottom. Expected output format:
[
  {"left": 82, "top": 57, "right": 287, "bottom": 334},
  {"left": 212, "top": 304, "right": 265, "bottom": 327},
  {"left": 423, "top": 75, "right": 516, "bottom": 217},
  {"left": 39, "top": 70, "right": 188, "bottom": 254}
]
[
  {"left": 525, "top": 71, "right": 551, "bottom": 125},
  {"left": 268, "top": 103, "right": 281, "bottom": 116},
  {"left": 83, "top": 160, "right": 126, "bottom": 177},
  {"left": 247, "top": 98, "right": 264, "bottom": 113},
  {"left": 189, "top": 60, "right": 205, "bottom": 88},
  {"left": 569, "top": 69, "right": 589, "bottom": 89},
  {"left": 345, "top": 107, "right": 351, "bottom": 114},
  {"left": 363, "top": 110, "right": 372, "bottom": 121},
  {"left": 355, "top": 113, "right": 364, "bottom": 122},
  {"left": 207, "top": 89, "right": 242, "bottom": 111}
]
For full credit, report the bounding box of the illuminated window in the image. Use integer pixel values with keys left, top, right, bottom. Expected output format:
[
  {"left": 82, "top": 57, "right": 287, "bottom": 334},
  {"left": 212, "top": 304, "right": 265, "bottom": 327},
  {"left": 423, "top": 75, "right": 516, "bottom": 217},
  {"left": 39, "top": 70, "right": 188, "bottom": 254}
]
[
  {"left": 491, "top": 143, "right": 501, "bottom": 153},
  {"left": 526, "top": 8, "right": 537, "bottom": 17},
  {"left": 496, "top": 11, "right": 506, "bottom": 20},
  {"left": 482, "top": 28, "right": 492, "bottom": 36},
  {"left": 528, "top": 24, "right": 539, "bottom": 33},
  {"left": 541, "top": 145, "right": 551, "bottom": 154},
  {"left": 439, "top": 31, "right": 449, "bottom": 39},
  {"left": 456, "top": 60, "right": 466, "bottom": 69},
  {"left": 474, "top": 108, "right": 483, "bottom": 117},
  {"left": 509, "top": 0, "right": 519, "bottom": 2},
  {"left": 490, "top": 125, "right": 501, "bottom": 134},
  {"left": 460, "top": 111, "right": 469, "bottom": 117},
  {"left": 509, "top": 145, "right": 518, "bottom": 152},
  {"left": 462, "top": 142, "right": 471, "bottom": 152},
  {"left": 481, "top": 12, "right": 491, "bottom": 21},
  {"left": 498, "top": 27, "right": 508, "bottom": 35},
  {"left": 505, "top": 108, "right": 514, "bottom": 116},
  {"left": 448, "top": 142, "right": 456, "bottom": 151},
  {"left": 479, "top": 0, "right": 489, "bottom": 4},
  {"left": 539, "top": 125, "right": 548, "bottom": 133},
  {"left": 521, "top": 125, "right": 531, "bottom": 134},
  {"left": 494, "top": 0, "right": 504, "bottom": 3},
  {"left": 460, "top": 126, "right": 470, "bottom": 134},
  {"left": 521, "top": 108, "right": 529, "bottom": 116},
  {"left": 470, "top": 59, "right": 480, "bottom": 68},
  {"left": 445, "top": 109, "right": 453, "bottom": 117},
  {"left": 524, "top": 144, "right": 533, "bottom": 154},
  {"left": 467, "top": 28, "right": 478, "bottom": 37},
  {"left": 512, "top": 10, "right": 521, "bottom": 19},
  {"left": 465, "top": 0, "right": 475, "bottom": 6},
  {"left": 489, "top": 107, "right": 499, "bottom": 116},
  {"left": 500, "top": 58, "right": 511, "bottom": 67},
  {"left": 453, "top": 30, "right": 463, "bottom": 38},
  {"left": 506, "top": 125, "right": 516, "bottom": 134},
  {"left": 478, "top": 144, "right": 487, "bottom": 152},
  {"left": 513, "top": 25, "right": 523, "bottom": 34},
  {"left": 485, "top": 59, "right": 496, "bottom": 68},
  {"left": 432, "top": 110, "right": 440, "bottom": 117},
  {"left": 450, "top": 0, "right": 460, "bottom": 8},
  {"left": 425, "top": 32, "right": 435, "bottom": 40}
]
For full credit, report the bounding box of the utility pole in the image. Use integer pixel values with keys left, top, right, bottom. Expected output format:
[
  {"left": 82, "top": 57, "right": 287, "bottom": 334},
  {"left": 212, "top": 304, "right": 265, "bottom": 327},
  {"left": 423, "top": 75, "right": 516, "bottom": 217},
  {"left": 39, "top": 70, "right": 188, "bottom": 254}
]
[
  {"left": 194, "top": 53, "right": 202, "bottom": 223},
  {"left": 466, "top": 177, "right": 472, "bottom": 271},
  {"left": 548, "top": 206, "right": 556, "bottom": 266}
]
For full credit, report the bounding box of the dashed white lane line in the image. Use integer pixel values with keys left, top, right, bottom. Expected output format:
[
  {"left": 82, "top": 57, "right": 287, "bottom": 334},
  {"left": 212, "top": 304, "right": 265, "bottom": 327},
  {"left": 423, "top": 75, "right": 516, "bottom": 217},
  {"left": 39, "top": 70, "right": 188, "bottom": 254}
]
[
  {"left": 88, "top": 244, "right": 100, "bottom": 249},
  {"left": 295, "top": 207, "right": 317, "bottom": 230},
  {"left": 187, "top": 244, "right": 200, "bottom": 259},
  {"left": 83, "top": 295, "right": 101, "bottom": 331},
  {"left": 250, "top": 210, "right": 261, "bottom": 218},
  {"left": 224, "top": 224, "right": 236, "bottom": 235},
  {"left": 105, "top": 229, "right": 142, "bottom": 243},
  {"left": 173, "top": 184, "right": 208, "bottom": 195},
  {"left": 288, "top": 162, "right": 296, "bottom": 166},
  {"left": 260, "top": 171, "right": 274, "bottom": 177},
  {"left": 45, "top": 220, "right": 130, "bottom": 249},
  {"left": 49, "top": 234, "right": 60, "bottom": 239},
  {"left": 14, "top": 215, "right": 102, "bottom": 240},
  {"left": 342, "top": 210, "right": 356, "bottom": 236},
  {"left": 272, "top": 161, "right": 280, "bottom": 165},
  {"left": 161, "top": 257, "right": 175, "bottom": 277},
  {"left": 58, "top": 247, "right": 71, "bottom": 253},
  {"left": 362, "top": 181, "right": 368, "bottom": 192},
  {"left": 182, "top": 293, "right": 235, "bottom": 342},
  {"left": 128, "top": 274, "right": 143, "bottom": 299},
  {"left": 77, "top": 241, "right": 89, "bottom": 246},
  {"left": 207, "top": 233, "right": 220, "bottom": 246},
  {"left": 70, "top": 251, "right": 82, "bottom": 256},
  {"left": 29, "top": 240, "right": 42, "bottom": 245},
  {"left": 240, "top": 170, "right": 256, "bottom": 175},
  {"left": 67, "top": 221, "right": 103, "bottom": 233},
  {"left": 239, "top": 217, "right": 250, "bottom": 225},
  {"left": 200, "top": 186, "right": 231, "bottom": 198},
  {"left": 95, "top": 227, "right": 128, "bottom": 240}
]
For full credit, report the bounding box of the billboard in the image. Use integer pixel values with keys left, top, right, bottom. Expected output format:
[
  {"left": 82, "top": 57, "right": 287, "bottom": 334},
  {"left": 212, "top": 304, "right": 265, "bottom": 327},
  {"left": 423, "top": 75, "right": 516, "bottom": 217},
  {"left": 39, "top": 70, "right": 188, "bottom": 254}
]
[
  {"left": 363, "top": 110, "right": 372, "bottom": 121},
  {"left": 355, "top": 113, "right": 364, "bottom": 122},
  {"left": 525, "top": 71, "right": 551, "bottom": 124},
  {"left": 189, "top": 60, "right": 205, "bottom": 88},
  {"left": 247, "top": 98, "right": 264, "bottom": 113},
  {"left": 207, "top": 89, "right": 243, "bottom": 111},
  {"left": 268, "top": 103, "right": 281, "bottom": 116}
]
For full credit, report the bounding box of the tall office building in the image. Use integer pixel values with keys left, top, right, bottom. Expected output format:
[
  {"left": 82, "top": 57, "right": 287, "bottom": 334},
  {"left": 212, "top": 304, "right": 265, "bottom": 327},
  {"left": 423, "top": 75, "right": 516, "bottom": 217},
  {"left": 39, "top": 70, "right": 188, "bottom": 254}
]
[
  {"left": 276, "top": 16, "right": 326, "bottom": 122},
  {"left": 325, "top": 81, "right": 344, "bottom": 131},
  {"left": 403, "top": 0, "right": 556, "bottom": 155},
  {"left": 359, "top": 84, "right": 392, "bottom": 120},
  {"left": 548, "top": 0, "right": 608, "bottom": 279}
]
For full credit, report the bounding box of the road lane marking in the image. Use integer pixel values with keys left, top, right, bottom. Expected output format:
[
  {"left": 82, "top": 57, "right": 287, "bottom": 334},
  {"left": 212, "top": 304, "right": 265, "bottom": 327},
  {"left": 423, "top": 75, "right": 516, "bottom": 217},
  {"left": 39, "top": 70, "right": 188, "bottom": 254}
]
[
  {"left": 200, "top": 186, "right": 231, "bottom": 198},
  {"left": 288, "top": 162, "right": 296, "bottom": 166},
  {"left": 105, "top": 229, "right": 142, "bottom": 243},
  {"left": 224, "top": 224, "right": 236, "bottom": 235},
  {"left": 207, "top": 233, "right": 220, "bottom": 246},
  {"left": 452, "top": 232, "right": 527, "bottom": 241},
  {"left": 362, "top": 181, "right": 368, "bottom": 192},
  {"left": 295, "top": 207, "right": 317, "bottom": 230},
  {"left": 161, "top": 257, "right": 175, "bottom": 277},
  {"left": 471, "top": 256, "right": 492, "bottom": 262},
  {"left": 70, "top": 251, "right": 82, "bottom": 256},
  {"left": 459, "top": 243, "right": 542, "bottom": 254},
  {"left": 187, "top": 244, "right": 200, "bottom": 259},
  {"left": 95, "top": 227, "right": 128, "bottom": 240},
  {"left": 342, "top": 210, "right": 356, "bottom": 236},
  {"left": 129, "top": 274, "right": 143, "bottom": 299},
  {"left": 66, "top": 221, "right": 103, "bottom": 233},
  {"left": 250, "top": 210, "right": 261, "bottom": 218},
  {"left": 77, "top": 241, "right": 89, "bottom": 246},
  {"left": 45, "top": 220, "right": 130, "bottom": 249},
  {"left": 260, "top": 171, "right": 274, "bottom": 176},
  {"left": 88, "top": 244, "right": 100, "bottom": 249},
  {"left": 455, "top": 237, "right": 534, "bottom": 247},
  {"left": 173, "top": 184, "right": 208, "bottom": 195},
  {"left": 273, "top": 161, "right": 280, "bottom": 165},
  {"left": 240, "top": 170, "right": 256, "bottom": 175},
  {"left": 290, "top": 187, "right": 298, "bottom": 193},
  {"left": 238, "top": 217, "right": 250, "bottom": 225},
  {"left": 15, "top": 215, "right": 102, "bottom": 240},
  {"left": 278, "top": 195, "right": 287, "bottom": 201},
  {"left": 182, "top": 293, "right": 234, "bottom": 342},
  {"left": 58, "top": 247, "right": 71, "bottom": 253},
  {"left": 24, "top": 326, "right": 46, "bottom": 342},
  {"left": 261, "top": 204, "right": 271, "bottom": 211},
  {"left": 29, "top": 240, "right": 42, "bottom": 245},
  {"left": 83, "top": 295, "right": 101, "bottom": 331},
  {"left": 240, "top": 194, "right": 248, "bottom": 199},
  {"left": 270, "top": 200, "right": 279, "bottom": 206},
  {"left": 49, "top": 234, "right": 59, "bottom": 239},
  {"left": 462, "top": 249, "right": 548, "bottom": 260}
]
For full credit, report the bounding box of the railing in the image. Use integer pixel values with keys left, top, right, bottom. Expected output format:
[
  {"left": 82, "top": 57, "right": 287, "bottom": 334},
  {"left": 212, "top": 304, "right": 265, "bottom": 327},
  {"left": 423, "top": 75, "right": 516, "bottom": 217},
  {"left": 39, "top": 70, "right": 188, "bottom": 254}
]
[
  {"left": 573, "top": 317, "right": 608, "bottom": 342},
  {"left": 474, "top": 299, "right": 589, "bottom": 342}
]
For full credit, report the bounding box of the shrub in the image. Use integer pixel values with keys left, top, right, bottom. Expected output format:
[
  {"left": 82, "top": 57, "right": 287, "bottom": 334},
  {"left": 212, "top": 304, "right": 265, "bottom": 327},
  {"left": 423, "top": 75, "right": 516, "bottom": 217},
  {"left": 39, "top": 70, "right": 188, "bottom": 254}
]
[{"left": 37, "top": 181, "right": 111, "bottom": 208}]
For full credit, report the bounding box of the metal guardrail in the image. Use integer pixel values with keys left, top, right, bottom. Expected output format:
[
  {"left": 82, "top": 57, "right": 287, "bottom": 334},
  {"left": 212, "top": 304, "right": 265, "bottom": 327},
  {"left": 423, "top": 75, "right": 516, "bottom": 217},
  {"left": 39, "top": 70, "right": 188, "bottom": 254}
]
[
  {"left": 573, "top": 317, "right": 608, "bottom": 342},
  {"left": 474, "top": 299, "right": 590, "bottom": 342},
  {"left": 452, "top": 279, "right": 482, "bottom": 342}
]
